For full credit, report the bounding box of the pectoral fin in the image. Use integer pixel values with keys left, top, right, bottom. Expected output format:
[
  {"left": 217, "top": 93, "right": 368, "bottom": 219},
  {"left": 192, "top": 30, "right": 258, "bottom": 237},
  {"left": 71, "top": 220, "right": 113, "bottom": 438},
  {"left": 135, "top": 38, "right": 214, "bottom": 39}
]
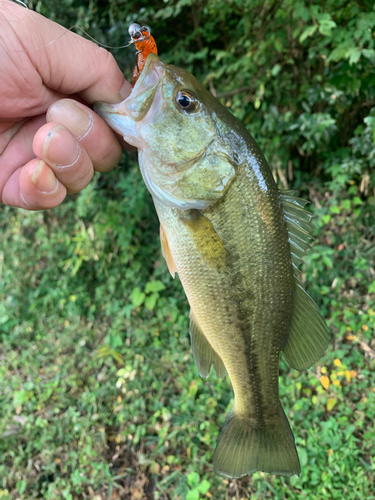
[
  {"left": 160, "top": 224, "right": 177, "bottom": 278},
  {"left": 181, "top": 210, "right": 230, "bottom": 271},
  {"left": 282, "top": 277, "right": 329, "bottom": 370},
  {"left": 190, "top": 311, "right": 227, "bottom": 379}
]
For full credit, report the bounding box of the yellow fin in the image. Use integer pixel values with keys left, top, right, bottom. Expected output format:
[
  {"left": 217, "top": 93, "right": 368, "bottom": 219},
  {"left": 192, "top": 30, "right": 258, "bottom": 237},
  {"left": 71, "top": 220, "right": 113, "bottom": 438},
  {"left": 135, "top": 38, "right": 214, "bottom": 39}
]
[
  {"left": 160, "top": 224, "right": 177, "bottom": 278},
  {"left": 180, "top": 210, "right": 230, "bottom": 271}
]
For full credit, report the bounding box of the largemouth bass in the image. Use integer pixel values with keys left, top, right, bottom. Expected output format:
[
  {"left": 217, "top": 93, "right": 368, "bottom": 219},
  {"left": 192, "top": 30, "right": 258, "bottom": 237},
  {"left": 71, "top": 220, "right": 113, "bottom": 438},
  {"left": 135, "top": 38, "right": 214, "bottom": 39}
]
[{"left": 95, "top": 54, "right": 328, "bottom": 478}]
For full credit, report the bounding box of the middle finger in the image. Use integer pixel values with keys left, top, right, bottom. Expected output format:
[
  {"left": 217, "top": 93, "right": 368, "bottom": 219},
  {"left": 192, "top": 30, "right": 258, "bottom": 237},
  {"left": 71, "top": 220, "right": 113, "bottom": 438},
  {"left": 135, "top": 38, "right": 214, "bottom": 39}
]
[{"left": 33, "top": 122, "right": 94, "bottom": 194}]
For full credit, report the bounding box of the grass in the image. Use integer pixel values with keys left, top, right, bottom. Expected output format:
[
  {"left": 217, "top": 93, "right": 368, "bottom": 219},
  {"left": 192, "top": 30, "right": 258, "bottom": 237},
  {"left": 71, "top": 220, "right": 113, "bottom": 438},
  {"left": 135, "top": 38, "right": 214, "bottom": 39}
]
[{"left": 0, "top": 162, "right": 375, "bottom": 499}]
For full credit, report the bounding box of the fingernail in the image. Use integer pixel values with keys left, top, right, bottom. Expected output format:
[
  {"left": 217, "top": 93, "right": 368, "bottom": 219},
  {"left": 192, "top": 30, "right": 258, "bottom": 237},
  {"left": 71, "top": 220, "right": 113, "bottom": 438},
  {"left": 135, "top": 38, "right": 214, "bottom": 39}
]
[
  {"left": 119, "top": 80, "right": 132, "bottom": 101},
  {"left": 31, "top": 161, "right": 58, "bottom": 193},
  {"left": 42, "top": 125, "right": 81, "bottom": 168},
  {"left": 47, "top": 99, "right": 93, "bottom": 140}
]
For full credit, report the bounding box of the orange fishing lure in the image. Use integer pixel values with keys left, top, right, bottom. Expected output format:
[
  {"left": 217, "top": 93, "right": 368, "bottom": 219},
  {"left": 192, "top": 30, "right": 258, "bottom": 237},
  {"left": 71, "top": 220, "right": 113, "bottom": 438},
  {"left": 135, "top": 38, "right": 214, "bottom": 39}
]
[{"left": 128, "top": 23, "right": 158, "bottom": 87}]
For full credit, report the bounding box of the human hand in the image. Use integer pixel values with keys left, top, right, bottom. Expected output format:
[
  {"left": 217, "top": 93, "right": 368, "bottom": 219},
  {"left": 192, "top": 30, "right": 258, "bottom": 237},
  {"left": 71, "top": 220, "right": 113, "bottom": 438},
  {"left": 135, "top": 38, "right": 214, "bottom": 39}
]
[{"left": 0, "top": 1, "right": 132, "bottom": 210}]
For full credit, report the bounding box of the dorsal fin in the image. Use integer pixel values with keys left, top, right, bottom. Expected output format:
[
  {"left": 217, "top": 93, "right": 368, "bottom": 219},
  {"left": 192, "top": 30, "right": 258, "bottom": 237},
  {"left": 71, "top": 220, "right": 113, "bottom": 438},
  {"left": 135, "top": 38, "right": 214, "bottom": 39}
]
[
  {"left": 280, "top": 190, "right": 316, "bottom": 276},
  {"left": 280, "top": 190, "right": 329, "bottom": 369}
]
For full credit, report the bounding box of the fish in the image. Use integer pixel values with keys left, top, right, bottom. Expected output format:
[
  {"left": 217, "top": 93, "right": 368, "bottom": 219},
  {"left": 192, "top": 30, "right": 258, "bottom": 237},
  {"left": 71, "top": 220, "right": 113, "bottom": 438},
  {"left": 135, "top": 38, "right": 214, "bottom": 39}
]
[{"left": 94, "top": 53, "right": 328, "bottom": 478}]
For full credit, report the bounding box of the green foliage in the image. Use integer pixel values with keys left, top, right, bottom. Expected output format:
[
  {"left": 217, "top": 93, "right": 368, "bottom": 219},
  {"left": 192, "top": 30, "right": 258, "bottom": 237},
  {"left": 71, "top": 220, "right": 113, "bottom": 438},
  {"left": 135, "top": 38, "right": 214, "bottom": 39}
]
[
  {"left": 186, "top": 472, "right": 211, "bottom": 500},
  {"left": 1, "top": 0, "right": 375, "bottom": 498}
]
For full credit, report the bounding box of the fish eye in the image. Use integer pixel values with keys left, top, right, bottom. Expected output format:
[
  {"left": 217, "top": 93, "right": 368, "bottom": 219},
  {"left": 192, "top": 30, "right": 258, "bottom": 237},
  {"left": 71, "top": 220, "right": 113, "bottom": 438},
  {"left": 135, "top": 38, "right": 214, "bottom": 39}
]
[{"left": 175, "top": 91, "right": 197, "bottom": 112}]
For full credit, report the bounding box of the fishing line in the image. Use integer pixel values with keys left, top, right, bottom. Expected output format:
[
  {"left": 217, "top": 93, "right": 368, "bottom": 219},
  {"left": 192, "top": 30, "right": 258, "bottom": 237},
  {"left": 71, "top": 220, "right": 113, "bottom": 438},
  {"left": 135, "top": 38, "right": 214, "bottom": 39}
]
[
  {"left": 3, "top": 0, "right": 129, "bottom": 54},
  {"left": 39, "top": 26, "right": 130, "bottom": 51},
  {"left": 14, "top": 0, "right": 28, "bottom": 8}
]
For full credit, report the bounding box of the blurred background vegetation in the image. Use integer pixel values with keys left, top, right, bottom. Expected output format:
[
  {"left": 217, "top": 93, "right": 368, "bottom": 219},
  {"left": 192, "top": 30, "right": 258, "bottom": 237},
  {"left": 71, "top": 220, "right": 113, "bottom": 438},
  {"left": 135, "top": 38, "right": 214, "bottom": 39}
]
[{"left": 1, "top": 0, "right": 375, "bottom": 498}]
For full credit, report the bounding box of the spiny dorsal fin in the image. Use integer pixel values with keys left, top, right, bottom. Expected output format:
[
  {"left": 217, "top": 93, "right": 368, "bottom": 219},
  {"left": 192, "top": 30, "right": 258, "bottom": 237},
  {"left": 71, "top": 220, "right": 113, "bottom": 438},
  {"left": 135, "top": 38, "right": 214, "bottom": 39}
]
[
  {"left": 189, "top": 310, "right": 227, "bottom": 379},
  {"left": 160, "top": 224, "right": 177, "bottom": 278},
  {"left": 280, "top": 190, "right": 315, "bottom": 276},
  {"left": 282, "top": 277, "right": 329, "bottom": 370}
]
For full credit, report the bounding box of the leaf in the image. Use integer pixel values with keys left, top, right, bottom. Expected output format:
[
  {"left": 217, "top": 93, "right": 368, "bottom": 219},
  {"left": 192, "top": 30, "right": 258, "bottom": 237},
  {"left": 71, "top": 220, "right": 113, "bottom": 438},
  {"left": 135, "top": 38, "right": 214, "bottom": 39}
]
[
  {"left": 145, "top": 280, "right": 166, "bottom": 293},
  {"left": 329, "top": 205, "right": 340, "bottom": 214},
  {"left": 0, "top": 315, "right": 9, "bottom": 325},
  {"left": 186, "top": 490, "right": 199, "bottom": 500},
  {"left": 145, "top": 293, "right": 158, "bottom": 311},
  {"left": 129, "top": 287, "right": 146, "bottom": 307},
  {"left": 333, "top": 359, "right": 342, "bottom": 367},
  {"left": 271, "top": 64, "right": 281, "bottom": 77},
  {"left": 298, "top": 447, "right": 308, "bottom": 467},
  {"left": 149, "top": 461, "right": 160, "bottom": 474},
  {"left": 299, "top": 25, "right": 318, "bottom": 43},
  {"left": 347, "top": 48, "right": 362, "bottom": 65},
  {"left": 16, "top": 480, "right": 26, "bottom": 495},
  {"left": 321, "top": 375, "right": 330, "bottom": 390},
  {"left": 188, "top": 380, "right": 199, "bottom": 399},
  {"left": 187, "top": 472, "right": 200, "bottom": 487},
  {"left": 322, "top": 255, "right": 333, "bottom": 268},
  {"left": 362, "top": 49, "right": 375, "bottom": 60},
  {"left": 318, "top": 19, "right": 337, "bottom": 37},
  {"left": 109, "top": 349, "right": 124, "bottom": 365},
  {"left": 198, "top": 479, "right": 211, "bottom": 494},
  {"left": 327, "top": 398, "right": 337, "bottom": 411}
]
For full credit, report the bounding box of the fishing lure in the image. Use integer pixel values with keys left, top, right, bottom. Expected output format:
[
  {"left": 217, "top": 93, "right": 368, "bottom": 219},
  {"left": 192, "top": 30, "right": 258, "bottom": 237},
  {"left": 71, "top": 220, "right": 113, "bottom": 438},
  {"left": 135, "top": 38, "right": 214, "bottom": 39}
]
[{"left": 127, "top": 23, "right": 158, "bottom": 87}]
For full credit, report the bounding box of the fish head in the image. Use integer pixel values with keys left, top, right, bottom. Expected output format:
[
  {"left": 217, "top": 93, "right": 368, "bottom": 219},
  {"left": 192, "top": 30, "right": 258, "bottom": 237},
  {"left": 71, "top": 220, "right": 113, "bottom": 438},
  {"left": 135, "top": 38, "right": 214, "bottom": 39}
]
[{"left": 95, "top": 54, "right": 237, "bottom": 209}]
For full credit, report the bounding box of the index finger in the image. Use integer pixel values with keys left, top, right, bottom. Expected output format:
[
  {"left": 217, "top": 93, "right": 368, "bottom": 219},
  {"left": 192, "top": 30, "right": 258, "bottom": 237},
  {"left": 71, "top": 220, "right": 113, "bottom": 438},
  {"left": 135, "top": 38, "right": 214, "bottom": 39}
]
[{"left": 1, "top": 1, "right": 131, "bottom": 104}]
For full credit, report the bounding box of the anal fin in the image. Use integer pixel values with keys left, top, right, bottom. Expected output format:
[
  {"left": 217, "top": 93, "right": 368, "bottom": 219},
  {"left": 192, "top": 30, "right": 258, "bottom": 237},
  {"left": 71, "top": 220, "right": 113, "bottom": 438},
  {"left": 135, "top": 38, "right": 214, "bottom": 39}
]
[
  {"left": 283, "top": 277, "right": 329, "bottom": 370},
  {"left": 190, "top": 311, "right": 227, "bottom": 379},
  {"left": 160, "top": 224, "right": 177, "bottom": 278}
]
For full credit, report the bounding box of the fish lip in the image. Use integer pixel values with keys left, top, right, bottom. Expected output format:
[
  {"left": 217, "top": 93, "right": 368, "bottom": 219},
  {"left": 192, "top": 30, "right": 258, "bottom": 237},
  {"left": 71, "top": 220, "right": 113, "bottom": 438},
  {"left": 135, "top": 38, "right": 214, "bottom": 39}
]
[
  {"left": 132, "top": 53, "right": 162, "bottom": 92},
  {"left": 94, "top": 54, "right": 163, "bottom": 118},
  {"left": 93, "top": 101, "right": 116, "bottom": 115}
]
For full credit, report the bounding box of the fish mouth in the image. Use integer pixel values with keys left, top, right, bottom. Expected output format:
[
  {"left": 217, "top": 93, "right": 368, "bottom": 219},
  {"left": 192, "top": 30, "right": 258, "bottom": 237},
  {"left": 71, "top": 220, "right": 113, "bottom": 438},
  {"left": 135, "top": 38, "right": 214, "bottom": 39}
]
[
  {"left": 95, "top": 54, "right": 214, "bottom": 168},
  {"left": 132, "top": 53, "right": 162, "bottom": 95},
  {"left": 94, "top": 54, "right": 163, "bottom": 123}
]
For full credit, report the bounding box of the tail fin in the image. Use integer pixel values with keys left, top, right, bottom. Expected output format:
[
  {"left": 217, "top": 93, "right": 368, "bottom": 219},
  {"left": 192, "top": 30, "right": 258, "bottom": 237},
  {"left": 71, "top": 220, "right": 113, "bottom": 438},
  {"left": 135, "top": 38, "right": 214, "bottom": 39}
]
[{"left": 213, "top": 405, "right": 300, "bottom": 478}]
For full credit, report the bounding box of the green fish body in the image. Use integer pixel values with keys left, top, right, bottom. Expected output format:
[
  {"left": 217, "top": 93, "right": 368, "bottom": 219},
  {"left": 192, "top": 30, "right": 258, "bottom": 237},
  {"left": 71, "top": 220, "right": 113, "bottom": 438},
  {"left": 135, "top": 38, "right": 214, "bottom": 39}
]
[{"left": 95, "top": 54, "right": 328, "bottom": 478}]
